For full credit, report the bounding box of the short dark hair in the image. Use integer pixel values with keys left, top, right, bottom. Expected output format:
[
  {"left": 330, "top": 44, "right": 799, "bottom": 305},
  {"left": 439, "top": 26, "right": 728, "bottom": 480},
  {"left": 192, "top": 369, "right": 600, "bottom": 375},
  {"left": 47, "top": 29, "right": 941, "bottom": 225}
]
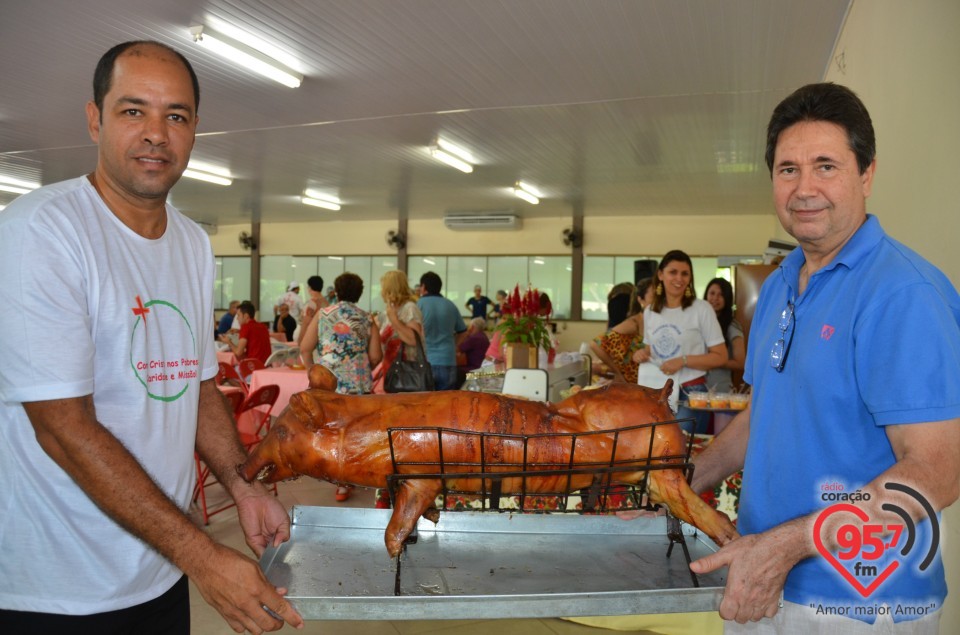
[
  {"left": 420, "top": 271, "right": 442, "bottom": 295},
  {"left": 238, "top": 300, "right": 257, "bottom": 318},
  {"left": 93, "top": 41, "right": 200, "bottom": 116},
  {"left": 307, "top": 275, "right": 324, "bottom": 292},
  {"left": 765, "top": 82, "right": 875, "bottom": 176},
  {"left": 334, "top": 272, "right": 364, "bottom": 303}
]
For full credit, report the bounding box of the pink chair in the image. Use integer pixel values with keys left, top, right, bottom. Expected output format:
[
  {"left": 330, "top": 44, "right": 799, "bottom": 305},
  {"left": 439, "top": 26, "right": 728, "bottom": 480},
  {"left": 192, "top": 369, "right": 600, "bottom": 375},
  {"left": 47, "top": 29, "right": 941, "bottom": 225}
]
[
  {"left": 216, "top": 361, "right": 248, "bottom": 394},
  {"left": 237, "top": 357, "right": 266, "bottom": 382},
  {"left": 193, "top": 384, "right": 280, "bottom": 525}
]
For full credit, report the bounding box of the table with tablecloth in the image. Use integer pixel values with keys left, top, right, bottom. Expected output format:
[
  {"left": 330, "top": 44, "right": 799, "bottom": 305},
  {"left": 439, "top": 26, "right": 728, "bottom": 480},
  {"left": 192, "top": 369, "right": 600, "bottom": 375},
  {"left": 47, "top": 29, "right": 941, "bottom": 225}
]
[
  {"left": 248, "top": 366, "right": 309, "bottom": 413},
  {"left": 216, "top": 350, "right": 238, "bottom": 367}
]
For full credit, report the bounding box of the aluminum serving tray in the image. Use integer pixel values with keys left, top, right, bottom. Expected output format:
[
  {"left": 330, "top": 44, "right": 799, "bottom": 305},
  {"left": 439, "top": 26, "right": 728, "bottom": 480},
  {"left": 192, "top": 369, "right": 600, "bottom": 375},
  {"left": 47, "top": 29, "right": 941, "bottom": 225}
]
[{"left": 258, "top": 505, "right": 726, "bottom": 620}]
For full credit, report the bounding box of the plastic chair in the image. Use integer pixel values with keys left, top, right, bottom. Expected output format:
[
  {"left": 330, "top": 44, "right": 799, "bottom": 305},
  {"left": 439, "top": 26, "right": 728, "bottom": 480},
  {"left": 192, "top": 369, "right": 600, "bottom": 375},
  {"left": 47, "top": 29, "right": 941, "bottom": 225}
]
[
  {"left": 238, "top": 357, "right": 266, "bottom": 381},
  {"left": 216, "top": 361, "right": 248, "bottom": 394},
  {"left": 193, "top": 384, "right": 281, "bottom": 525},
  {"left": 501, "top": 368, "right": 549, "bottom": 401},
  {"left": 223, "top": 388, "right": 245, "bottom": 416},
  {"left": 265, "top": 347, "right": 299, "bottom": 367}
]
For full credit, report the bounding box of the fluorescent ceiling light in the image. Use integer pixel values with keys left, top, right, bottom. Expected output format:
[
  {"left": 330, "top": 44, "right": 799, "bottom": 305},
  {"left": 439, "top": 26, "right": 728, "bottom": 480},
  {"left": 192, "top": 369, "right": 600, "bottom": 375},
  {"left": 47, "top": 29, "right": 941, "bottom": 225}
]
[
  {"left": 0, "top": 175, "right": 41, "bottom": 195},
  {"left": 472, "top": 267, "right": 484, "bottom": 273},
  {"left": 328, "top": 256, "right": 343, "bottom": 261},
  {"left": 182, "top": 160, "right": 233, "bottom": 186},
  {"left": 190, "top": 25, "right": 303, "bottom": 88},
  {"left": 301, "top": 196, "right": 341, "bottom": 211},
  {"left": 514, "top": 181, "right": 541, "bottom": 205},
  {"left": 516, "top": 181, "right": 542, "bottom": 198},
  {"left": 429, "top": 147, "right": 473, "bottom": 173},
  {"left": 423, "top": 258, "right": 436, "bottom": 265},
  {"left": 533, "top": 258, "right": 545, "bottom": 265},
  {"left": 302, "top": 188, "right": 341, "bottom": 211},
  {"left": 513, "top": 187, "right": 539, "bottom": 205},
  {"left": 436, "top": 137, "right": 476, "bottom": 164}
]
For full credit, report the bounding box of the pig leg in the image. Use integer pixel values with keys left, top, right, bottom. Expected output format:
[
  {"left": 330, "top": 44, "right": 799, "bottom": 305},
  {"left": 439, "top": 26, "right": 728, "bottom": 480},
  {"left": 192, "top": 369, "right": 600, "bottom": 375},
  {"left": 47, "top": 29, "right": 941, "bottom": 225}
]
[
  {"left": 384, "top": 478, "right": 444, "bottom": 558},
  {"left": 647, "top": 468, "right": 739, "bottom": 547}
]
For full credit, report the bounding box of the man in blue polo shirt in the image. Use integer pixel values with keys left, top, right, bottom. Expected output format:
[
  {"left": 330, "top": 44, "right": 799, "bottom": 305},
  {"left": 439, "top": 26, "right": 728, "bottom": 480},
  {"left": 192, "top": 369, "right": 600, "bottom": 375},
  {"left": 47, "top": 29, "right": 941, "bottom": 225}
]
[
  {"left": 418, "top": 272, "right": 467, "bottom": 390},
  {"left": 690, "top": 83, "right": 960, "bottom": 632}
]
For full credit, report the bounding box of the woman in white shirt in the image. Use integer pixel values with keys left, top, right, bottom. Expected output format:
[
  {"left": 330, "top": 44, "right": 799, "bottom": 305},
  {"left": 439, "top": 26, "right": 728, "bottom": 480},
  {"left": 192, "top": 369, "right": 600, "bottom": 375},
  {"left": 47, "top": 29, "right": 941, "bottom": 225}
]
[{"left": 632, "top": 250, "right": 728, "bottom": 433}]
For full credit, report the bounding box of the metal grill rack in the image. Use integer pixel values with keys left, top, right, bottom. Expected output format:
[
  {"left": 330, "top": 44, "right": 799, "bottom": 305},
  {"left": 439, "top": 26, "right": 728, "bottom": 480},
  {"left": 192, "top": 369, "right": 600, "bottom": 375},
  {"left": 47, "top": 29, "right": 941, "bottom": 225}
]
[{"left": 383, "top": 418, "right": 702, "bottom": 593}]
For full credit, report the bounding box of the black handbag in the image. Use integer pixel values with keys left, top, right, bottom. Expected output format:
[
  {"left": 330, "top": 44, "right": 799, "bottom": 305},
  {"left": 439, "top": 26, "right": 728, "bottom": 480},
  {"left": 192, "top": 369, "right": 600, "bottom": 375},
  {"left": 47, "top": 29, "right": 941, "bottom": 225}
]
[{"left": 384, "top": 331, "right": 435, "bottom": 392}]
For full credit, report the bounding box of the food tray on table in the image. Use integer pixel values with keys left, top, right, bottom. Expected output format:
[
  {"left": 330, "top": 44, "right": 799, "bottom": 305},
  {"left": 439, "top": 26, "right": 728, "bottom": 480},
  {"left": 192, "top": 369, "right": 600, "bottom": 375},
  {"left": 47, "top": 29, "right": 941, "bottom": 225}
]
[{"left": 258, "top": 505, "right": 726, "bottom": 620}]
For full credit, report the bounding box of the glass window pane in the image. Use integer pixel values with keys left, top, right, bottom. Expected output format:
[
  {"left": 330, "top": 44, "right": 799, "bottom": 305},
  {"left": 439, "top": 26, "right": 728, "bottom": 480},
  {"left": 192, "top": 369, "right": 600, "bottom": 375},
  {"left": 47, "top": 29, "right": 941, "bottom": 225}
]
[
  {"left": 407, "top": 256, "right": 447, "bottom": 297},
  {"left": 259, "top": 256, "right": 296, "bottom": 322},
  {"left": 487, "top": 256, "right": 528, "bottom": 300},
  {"left": 691, "top": 257, "right": 718, "bottom": 300},
  {"left": 368, "top": 257, "right": 398, "bottom": 316},
  {"left": 316, "top": 257, "right": 345, "bottom": 306},
  {"left": 215, "top": 256, "right": 251, "bottom": 310},
  {"left": 529, "top": 256, "right": 572, "bottom": 319},
  {"left": 447, "top": 256, "right": 488, "bottom": 315},
  {"left": 582, "top": 256, "right": 614, "bottom": 321}
]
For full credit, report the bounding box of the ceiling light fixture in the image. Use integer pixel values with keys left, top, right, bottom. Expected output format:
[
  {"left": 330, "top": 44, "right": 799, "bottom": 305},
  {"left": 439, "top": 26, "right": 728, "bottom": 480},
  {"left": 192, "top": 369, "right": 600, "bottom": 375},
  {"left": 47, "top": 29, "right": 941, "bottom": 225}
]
[
  {"left": 514, "top": 181, "right": 540, "bottom": 205},
  {"left": 301, "top": 189, "right": 341, "bottom": 211},
  {"left": 189, "top": 25, "right": 303, "bottom": 88},
  {"left": 0, "top": 175, "right": 40, "bottom": 195},
  {"left": 429, "top": 147, "right": 473, "bottom": 173},
  {"left": 182, "top": 160, "right": 233, "bottom": 186},
  {"left": 428, "top": 137, "right": 475, "bottom": 173}
]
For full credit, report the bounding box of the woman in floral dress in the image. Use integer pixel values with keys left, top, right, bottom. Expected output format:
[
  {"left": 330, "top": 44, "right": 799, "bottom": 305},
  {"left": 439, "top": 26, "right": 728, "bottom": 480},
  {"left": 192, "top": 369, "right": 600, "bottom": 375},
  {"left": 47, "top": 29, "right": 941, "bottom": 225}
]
[{"left": 299, "top": 272, "right": 382, "bottom": 500}]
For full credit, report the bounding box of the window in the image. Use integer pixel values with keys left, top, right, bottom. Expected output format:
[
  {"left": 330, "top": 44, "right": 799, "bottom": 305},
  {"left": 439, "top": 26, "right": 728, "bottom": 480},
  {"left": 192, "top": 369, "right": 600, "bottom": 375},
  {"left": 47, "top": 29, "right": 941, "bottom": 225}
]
[
  {"left": 259, "top": 255, "right": 398, "bottom": 319},
  {"left": 409, "top": 256, "right": 572, "bottom": 319},
  {"left": 581, "top": 255, "right": 744, "bottom": 321},
  {"left": 214, "top": 257, "right": 251, "bottom": 310}
]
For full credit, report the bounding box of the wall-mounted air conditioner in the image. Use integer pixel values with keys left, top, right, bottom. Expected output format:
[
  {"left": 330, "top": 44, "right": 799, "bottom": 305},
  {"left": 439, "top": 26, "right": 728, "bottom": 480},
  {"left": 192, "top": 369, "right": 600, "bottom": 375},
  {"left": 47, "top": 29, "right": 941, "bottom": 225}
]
[{"left": 443, "top": 213, "right": 521, "bottom": 231}]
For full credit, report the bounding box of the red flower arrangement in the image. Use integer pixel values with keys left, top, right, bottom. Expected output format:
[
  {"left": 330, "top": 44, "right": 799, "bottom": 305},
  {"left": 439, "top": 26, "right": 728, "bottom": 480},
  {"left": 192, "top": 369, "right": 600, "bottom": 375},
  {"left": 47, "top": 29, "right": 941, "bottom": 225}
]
[{"left": 494, "top": 285, "right": 553, "bottom": 351}]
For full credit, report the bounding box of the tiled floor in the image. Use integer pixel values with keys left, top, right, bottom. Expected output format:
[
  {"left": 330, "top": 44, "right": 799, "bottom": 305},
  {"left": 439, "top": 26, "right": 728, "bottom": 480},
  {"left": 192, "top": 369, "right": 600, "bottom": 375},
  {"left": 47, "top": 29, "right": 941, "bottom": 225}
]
[{"left": 189, "top": 478, "right": 664, "bottom": 635}]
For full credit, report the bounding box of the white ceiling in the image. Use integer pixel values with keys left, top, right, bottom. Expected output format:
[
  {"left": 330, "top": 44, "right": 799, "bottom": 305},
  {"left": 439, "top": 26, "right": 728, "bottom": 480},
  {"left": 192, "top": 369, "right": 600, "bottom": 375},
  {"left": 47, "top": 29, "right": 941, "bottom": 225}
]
[{"left": 0, "top": 0, "right": 851, "bottom": 229}]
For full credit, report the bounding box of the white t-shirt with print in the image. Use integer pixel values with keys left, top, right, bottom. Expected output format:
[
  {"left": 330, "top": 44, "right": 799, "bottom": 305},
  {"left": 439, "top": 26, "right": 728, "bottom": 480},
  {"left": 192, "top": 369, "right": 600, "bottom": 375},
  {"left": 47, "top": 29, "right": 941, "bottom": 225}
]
[
  {"left": 0, "top": 176, "right": 218, "bottom": 614},
  {"left": 641, "top": 298, "right": 725, "bottom": 388}
]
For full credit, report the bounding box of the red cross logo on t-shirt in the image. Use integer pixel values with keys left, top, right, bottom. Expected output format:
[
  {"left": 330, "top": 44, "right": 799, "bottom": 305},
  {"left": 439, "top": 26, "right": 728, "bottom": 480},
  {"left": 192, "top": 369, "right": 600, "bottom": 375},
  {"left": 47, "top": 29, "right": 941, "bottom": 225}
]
[{"left": 132, "top": 295, "right": 150, "bottom": 331}]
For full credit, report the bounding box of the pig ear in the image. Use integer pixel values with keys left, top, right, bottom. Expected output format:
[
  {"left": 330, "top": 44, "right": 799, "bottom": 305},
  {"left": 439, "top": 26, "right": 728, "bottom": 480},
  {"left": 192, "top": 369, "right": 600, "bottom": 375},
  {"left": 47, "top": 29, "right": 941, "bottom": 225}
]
[
  {"left": 658, "top": 379, "right": 674, "bottom": 405},
  {"left": 308, "top": 364, "right": 338, "bottom": 391}
]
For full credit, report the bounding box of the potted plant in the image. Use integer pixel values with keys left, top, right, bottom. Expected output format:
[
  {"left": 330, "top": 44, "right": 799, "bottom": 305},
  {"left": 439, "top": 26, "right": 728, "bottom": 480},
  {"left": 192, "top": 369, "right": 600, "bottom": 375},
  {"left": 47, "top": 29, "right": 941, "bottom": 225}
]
[{"left": 495, "top": 285, "right": 553, "bottom": 368}]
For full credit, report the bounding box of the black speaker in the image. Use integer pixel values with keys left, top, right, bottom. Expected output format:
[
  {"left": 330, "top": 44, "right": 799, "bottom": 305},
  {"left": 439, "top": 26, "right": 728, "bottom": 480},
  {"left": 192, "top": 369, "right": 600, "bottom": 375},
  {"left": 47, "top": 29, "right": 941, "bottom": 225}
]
[{"left": 633, "top": 259, "right": 658, "bottom": 285}]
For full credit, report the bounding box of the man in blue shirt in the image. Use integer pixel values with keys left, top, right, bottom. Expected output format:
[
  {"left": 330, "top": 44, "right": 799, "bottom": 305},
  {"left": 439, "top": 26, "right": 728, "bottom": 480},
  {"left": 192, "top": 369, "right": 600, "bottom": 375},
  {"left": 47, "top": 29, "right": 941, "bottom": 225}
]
[
  {"left": 216, "top": 300, "right": 239, "bottom": 337},
  {"left": 690, "top": 83, "right": 960, "bottom": 631},
  {"left": 418, "top": 272, "right": 467, "bottom": 390}
]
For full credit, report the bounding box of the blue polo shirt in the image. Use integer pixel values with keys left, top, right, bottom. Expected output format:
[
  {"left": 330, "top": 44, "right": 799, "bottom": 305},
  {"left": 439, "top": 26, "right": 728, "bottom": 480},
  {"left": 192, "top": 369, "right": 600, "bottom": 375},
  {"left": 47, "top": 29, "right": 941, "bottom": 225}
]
[
  {"left": 418, "top": 294, "right": 467, "bottom": 366},
  {"left": 741, "top": 215, "right": 960, "bottom": 620}
]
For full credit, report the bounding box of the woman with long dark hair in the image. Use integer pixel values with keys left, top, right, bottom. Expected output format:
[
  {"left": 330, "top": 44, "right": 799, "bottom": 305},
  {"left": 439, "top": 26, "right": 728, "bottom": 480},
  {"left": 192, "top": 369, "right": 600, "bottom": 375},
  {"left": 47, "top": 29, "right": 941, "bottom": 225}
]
[
  {"left": 703, "top": 277, "right": 745, "bottom": 392},
  {"left": 632, "top": 250, "right": 727, "bottom": 433}
]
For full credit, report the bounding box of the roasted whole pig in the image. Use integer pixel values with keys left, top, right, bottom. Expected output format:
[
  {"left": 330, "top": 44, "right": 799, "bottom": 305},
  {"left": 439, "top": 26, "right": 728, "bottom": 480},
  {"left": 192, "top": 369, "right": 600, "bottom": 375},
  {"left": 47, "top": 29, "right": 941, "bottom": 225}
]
[{"left": 241, "top": 366, "right": 739, "bottom": 557}]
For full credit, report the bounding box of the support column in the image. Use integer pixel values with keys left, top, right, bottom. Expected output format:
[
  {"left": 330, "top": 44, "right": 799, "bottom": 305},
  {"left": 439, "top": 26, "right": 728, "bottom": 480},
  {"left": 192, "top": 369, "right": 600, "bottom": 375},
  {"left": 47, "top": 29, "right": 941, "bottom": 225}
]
[{"left": 570, "top": 197, "right": 584, "bottom": 321}]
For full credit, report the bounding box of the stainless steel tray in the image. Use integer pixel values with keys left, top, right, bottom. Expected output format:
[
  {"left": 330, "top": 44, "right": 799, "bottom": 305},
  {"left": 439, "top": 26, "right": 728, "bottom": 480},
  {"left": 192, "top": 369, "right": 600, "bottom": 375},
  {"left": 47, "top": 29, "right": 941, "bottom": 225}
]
[{"left": 259, "top": 505, "right": 726, "bottom": 620}]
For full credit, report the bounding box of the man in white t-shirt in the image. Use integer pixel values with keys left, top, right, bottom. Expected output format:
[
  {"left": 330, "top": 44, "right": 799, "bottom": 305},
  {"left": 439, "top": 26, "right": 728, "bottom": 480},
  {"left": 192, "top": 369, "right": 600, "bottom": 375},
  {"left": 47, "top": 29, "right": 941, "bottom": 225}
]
[
  {"left": 275, "top": 281, "right": 305, "bottom": 323},
  {"left": 0, "top": 42, "right": 301, "bottom": 633}
]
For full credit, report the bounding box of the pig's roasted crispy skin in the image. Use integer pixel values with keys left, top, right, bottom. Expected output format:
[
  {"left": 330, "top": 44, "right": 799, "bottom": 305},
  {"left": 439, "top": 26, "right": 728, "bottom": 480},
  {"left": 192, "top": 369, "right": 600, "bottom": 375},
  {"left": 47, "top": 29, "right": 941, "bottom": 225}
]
[{"left": 241, "top": 366, "right": 739, "bottom": 557}]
